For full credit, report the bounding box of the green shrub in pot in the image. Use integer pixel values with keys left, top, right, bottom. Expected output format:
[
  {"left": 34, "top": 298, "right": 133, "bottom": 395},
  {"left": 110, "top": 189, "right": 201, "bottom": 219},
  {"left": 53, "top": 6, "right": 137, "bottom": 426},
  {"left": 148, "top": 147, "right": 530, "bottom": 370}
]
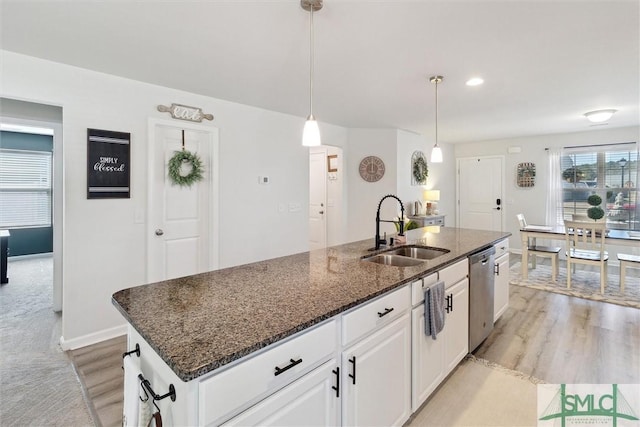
[{"left": 586, "top": 194, "right": 604, "bottom": 221}]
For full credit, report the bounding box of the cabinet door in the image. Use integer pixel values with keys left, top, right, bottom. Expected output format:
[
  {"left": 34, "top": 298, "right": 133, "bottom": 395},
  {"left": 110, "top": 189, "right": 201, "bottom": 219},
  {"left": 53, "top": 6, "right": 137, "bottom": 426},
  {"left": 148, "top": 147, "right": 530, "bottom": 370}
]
[
  {"left": 443, "top": 278, "right": 469, "bottom": 375},
  {"left": 342, "top": 313, "right": 411, "bottom": 427},
  {"left": 411, "top": 304, "right": 445, "bottom": 412},
  {"left": 494, "top": 253, "right": 510, "bottom": 321},
  {"left": 222, "top": 360, "right": 340, "bottom": 427}
]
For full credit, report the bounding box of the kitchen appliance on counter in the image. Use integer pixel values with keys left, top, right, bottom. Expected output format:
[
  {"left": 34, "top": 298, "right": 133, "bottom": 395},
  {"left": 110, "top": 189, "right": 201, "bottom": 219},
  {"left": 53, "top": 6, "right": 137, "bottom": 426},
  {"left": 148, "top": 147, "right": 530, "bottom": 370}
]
[{"left": 468, "top": 246, "right": 496, "bottom": 352}]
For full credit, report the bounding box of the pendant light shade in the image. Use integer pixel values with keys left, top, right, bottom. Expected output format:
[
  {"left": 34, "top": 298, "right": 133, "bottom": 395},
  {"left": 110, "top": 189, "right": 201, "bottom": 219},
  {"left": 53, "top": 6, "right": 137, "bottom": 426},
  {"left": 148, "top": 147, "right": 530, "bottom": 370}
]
[
  {"left": 429, "top": 75, "right": 443, "bottom": 163},
  {"left": 301, "top": 0, "right": 323, "bottom": 147},
  {"left": 302, "top": 114, "right": 320, "bottom": 147},
  {"left": 430, "top": 145, "right": 443, "bottom": 163}
]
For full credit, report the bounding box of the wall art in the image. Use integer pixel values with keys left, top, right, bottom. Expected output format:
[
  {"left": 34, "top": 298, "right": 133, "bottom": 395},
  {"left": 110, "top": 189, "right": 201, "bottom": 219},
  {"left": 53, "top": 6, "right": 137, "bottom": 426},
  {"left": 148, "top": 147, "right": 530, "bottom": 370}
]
[
  {"left": 87, "top": 128, "right": 130, "bottom": 199},
  {"left": 517, "top": 162, "right": 536, "bottom": 187}
]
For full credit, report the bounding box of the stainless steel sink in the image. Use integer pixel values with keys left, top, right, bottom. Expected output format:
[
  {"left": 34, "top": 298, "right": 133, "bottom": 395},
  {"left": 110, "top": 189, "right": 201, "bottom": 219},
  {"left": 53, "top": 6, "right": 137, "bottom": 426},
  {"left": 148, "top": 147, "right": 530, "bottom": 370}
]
[
  {"left": 385, "top": 246, "right": 450, "bottom": 260},
  {"left": 362, "top": 254, "right": 425, "bottom": 267},
  {"left": 361, "top": 245, "right": 449, "bottom": 267}
]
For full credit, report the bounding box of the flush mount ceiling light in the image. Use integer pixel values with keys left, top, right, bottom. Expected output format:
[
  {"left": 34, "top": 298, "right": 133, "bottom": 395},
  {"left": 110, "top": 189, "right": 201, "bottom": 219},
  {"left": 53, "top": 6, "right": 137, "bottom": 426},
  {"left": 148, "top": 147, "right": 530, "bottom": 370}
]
[
  {"left": 584, "top": 109, "right": 617, "bottom": 123},
  {"left": 429, "top": 75, "right": 444, "bottom": 163},
  {"left": 301, "top": 0, "right": 323, "bottom": 147},
  {"left": 465, "top": 77, "right": 484, "bottom": 86}
]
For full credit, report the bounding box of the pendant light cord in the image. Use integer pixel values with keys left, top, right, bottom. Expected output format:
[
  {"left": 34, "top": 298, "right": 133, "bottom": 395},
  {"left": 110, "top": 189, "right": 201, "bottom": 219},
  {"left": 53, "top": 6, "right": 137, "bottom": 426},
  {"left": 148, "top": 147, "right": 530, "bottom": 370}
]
[
  {"left": 309, "top": 6, "right": 314, "bottom": 117},
  {"left": 434, "top": 79, "right": 439, "bottom": 147}
]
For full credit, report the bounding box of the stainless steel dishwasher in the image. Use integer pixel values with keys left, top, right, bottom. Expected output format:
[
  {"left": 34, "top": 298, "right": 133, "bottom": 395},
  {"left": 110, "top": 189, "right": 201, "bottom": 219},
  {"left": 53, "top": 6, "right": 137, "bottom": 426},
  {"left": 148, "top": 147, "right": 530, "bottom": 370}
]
[{"left": 468, "top": 246, "right": 496, "bottom": 352}]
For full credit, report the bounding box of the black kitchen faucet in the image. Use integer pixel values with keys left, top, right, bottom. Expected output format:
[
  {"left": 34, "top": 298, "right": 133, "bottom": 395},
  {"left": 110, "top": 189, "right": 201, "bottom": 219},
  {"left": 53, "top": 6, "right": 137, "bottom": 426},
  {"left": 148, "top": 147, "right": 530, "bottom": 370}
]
[{"left": 375, "top": 194, "right": 405, "bottom": 250}]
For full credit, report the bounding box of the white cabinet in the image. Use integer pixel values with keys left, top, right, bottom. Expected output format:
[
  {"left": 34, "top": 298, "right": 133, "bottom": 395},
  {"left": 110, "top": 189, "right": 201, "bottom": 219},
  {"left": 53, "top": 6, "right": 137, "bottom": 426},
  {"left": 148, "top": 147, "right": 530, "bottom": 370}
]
[
  {"left": 342, "top": 312, "right": 412, "bottom": 427},
  {"left": 200, "top": 320, "right": 337, "bottom": 426},
  {"left": 408, "top": 214, "right": 446, "bottom": 227},
  {"left": 443, "top": 278, "right": 469, "bottom": 374},
  {"left": 411, "top": 259, "right": 469, "bottom": 412},
  {"left": 494, "top": 239, "right": 510, "bottom": 322},
  {"left": 223, "top": 359, "right": 340, "bottom": 427}
]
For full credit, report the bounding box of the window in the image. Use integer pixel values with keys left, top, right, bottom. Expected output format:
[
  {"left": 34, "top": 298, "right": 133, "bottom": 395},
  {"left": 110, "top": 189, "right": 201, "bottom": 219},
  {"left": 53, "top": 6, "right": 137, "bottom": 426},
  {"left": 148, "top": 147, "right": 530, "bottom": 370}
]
[
  {"left": 0, "top": 149, "right": 52, "bottom": 228},
  {"left": 560, "top": 144, "right": 638, "bottom": 231}
]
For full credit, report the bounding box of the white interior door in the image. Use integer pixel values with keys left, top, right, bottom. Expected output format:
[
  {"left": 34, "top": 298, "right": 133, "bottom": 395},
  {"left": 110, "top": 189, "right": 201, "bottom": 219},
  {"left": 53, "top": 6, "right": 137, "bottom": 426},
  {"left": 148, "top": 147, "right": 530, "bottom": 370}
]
[
  {"left": 457, "top": 156, "right": 504, "bottom": 231},
  {"left": 309, "top": 151, "right": 327, "bottom": 250},
  {"left": 148, "top": 121, "right": 218, "bottom": 283}
]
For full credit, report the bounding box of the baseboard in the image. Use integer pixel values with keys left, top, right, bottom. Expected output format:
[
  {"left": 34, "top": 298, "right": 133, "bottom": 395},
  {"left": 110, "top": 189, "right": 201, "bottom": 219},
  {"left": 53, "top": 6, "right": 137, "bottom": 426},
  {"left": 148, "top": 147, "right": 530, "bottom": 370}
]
[
  {"left": 60, "top": 324, "right": 127, "bottom": 351},
  {"left": 8, "top": 252, "right": 53, "bottom": 261}
]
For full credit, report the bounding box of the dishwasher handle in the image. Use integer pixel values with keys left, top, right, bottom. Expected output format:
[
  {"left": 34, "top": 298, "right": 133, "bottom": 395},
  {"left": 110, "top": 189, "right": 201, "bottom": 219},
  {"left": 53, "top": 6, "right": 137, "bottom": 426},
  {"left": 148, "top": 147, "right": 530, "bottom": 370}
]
[{"left": 469, "top": 246, "right": 496, "bottom": 265}]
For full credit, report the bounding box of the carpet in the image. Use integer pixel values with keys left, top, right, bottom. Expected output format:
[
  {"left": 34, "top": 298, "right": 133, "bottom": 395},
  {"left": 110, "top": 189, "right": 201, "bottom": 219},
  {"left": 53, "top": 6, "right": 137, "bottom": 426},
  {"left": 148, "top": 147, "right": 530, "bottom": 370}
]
[
  {"left": 407, "top": 355, "right": 543, "bottom": 427},
  {"left": 0, "top": 256, "right": 94, "bottom": 426},
  {"left": 510, "top": 261, "right": 640, "bottom": 309}
]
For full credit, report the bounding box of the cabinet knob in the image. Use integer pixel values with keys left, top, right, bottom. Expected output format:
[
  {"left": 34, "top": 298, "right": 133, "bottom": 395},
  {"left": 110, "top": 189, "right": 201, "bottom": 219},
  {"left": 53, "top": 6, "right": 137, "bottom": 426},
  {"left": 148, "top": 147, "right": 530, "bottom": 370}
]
[{"left": 155, "top": 229, "right": 164, "bottom": 236}]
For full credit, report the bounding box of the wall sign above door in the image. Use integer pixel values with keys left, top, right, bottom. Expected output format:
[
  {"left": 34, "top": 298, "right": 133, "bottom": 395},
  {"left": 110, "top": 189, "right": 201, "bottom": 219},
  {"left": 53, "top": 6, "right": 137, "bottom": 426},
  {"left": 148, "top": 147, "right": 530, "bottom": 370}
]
[{"left": 157, "top": 103, "right": 214, "bottom": 123}]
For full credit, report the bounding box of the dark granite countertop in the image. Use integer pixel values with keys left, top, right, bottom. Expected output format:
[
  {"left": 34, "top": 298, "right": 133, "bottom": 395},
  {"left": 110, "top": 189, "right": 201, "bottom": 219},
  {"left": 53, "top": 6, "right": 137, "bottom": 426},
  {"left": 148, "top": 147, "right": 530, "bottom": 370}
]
[{"left": 112, "top": 227, "right": 510, "bottom": 382}]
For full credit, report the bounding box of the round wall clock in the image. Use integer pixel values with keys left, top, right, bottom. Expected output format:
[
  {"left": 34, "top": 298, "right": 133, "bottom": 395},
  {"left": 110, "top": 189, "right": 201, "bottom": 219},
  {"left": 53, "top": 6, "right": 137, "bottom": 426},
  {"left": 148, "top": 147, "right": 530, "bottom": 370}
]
[{"left": 359, "top": 156, "right": 385, "bottom": 182}]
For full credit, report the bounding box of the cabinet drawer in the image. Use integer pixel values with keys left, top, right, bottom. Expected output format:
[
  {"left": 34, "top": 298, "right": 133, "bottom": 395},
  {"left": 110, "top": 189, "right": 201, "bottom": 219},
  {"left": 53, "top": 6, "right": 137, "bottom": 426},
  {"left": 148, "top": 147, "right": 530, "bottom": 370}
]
[
  {"left": 411, "top": 273, "right": 438, "bottom": 306},
  {"left": 494, "top": 238, "right": 509, "bottom": 259},
  {"left": 424, "top": 217, "right": 444, "bottom": 226},
  {"left": 342, "top": 285, "right": 410, "bottom": 346},
  {"left": 199, "top": 319, "right": 337, "bottom": 426},
  {"left": 439, "top": 259, "right": 468, "bottom": 289}
]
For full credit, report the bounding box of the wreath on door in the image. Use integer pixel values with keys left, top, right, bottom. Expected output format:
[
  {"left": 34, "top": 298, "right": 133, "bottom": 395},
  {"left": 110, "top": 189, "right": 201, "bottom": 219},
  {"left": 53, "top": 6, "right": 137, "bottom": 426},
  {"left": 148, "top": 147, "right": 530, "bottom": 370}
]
[{"left": 168, "top": 150, "right": 204, "bottom": 187}]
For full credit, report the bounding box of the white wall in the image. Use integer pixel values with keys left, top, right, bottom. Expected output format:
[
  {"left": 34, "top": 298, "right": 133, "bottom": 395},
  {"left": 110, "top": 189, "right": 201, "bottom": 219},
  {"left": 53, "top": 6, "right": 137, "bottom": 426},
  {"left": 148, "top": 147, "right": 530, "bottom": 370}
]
[
  {"left": 454, "top": 125, "right": 640, "bottom": 252},
  {"left": 325, "top": 145, "right": 347, "bottom": 246},
  {"left": 396, "top": 129, "right": 428, "bottom": 213},
  {"left": 345, "top": 128, "right": 458, "bottom": 243},
  {"left": 345, "top": 129, "right": 398, "bottom": 243},
  {"left": 1, "top": 50, "right": 349, "bottom": 347},
  {"left": 395, "top": 129, "right": 456, "bottom": 224}
]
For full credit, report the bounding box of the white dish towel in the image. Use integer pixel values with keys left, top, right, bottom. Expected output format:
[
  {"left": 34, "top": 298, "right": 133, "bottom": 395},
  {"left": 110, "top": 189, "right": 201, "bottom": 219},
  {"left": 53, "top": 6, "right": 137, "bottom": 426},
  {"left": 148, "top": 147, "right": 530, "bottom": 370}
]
[{"left": 123, "top": 355, "right": 143, "bottom": 427}]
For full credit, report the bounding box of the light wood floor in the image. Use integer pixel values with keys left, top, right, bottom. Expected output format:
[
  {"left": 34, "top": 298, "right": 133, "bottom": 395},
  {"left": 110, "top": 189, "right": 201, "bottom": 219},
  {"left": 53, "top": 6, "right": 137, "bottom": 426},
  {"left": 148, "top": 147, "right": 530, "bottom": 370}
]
[
  {"left": 71, "top": 264, "right": 640, "bottom": 425},
  {"left": 69, "top": 336, "right": 127, "bottom": 427},
  {"left": 474, "top": 285, "right": 640, "bottom": 384}
]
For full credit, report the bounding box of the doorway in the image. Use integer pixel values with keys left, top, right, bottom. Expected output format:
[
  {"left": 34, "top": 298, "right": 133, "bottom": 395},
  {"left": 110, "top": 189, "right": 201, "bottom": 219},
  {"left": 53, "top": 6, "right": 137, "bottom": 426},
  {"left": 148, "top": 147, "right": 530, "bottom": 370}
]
[
  {"left": 1, "top": 109, "right": 63, "bottom": 312},
  {"left": 457, "top": 156, "right": 505, "bottom": 232},
  {"left": 147, "top": 119, "right": 219, "bottom": 282},
  {"left": 309, "top": 146, "right": 344, "bottom": 250}
]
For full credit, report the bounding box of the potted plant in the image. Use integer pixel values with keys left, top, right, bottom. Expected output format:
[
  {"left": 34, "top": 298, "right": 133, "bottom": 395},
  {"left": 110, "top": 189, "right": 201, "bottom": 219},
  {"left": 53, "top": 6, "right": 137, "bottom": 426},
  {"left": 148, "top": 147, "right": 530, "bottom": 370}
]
[{"left": 586, "top": 194, "right": 605, "bottom": 221}]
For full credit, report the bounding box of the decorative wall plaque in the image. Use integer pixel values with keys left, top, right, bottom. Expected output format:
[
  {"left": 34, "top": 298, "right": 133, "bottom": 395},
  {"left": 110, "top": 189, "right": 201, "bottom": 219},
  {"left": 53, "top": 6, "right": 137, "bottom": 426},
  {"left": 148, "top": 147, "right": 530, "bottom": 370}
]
[
  {"left": 517, "top": 162, "right": 536, "bottom": 187},
  {"left": 157, "top": 103, "right": 214, "bottom": 122},
  {"left": 87, "top": 128, "right": 130, "bottom": 199}
]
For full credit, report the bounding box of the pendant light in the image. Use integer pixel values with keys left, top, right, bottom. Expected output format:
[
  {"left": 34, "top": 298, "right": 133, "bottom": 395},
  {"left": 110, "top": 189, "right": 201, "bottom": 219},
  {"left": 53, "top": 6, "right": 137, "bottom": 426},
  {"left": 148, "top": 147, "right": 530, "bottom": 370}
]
[
  {"left": 301, "top": 0, "right": 323, "bottom": 147},
  {"left": 429, "top": 75, "right": 443, "bottom": 163}
]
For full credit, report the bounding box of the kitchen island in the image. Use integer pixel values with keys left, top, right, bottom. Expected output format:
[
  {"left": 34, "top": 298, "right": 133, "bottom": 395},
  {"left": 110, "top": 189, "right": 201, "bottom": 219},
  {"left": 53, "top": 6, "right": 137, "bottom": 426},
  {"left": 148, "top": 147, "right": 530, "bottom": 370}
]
[{"left": 113, "top": 226, "right": 510, "bottom": 426}]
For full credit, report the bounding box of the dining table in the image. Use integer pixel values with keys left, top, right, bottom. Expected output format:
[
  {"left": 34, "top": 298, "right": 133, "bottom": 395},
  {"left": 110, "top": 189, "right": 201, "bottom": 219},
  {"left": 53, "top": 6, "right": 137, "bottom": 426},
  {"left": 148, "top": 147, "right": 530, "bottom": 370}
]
[{"left": 519, "top": 224, "right": 640, "bottom": 279}]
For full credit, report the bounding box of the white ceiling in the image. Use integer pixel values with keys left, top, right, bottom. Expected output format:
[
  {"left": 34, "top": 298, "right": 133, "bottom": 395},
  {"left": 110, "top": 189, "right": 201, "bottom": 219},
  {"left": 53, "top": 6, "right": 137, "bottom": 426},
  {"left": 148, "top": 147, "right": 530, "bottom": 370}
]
[{"left": 2, "top": 0, "right": 639, "bottom": 143}]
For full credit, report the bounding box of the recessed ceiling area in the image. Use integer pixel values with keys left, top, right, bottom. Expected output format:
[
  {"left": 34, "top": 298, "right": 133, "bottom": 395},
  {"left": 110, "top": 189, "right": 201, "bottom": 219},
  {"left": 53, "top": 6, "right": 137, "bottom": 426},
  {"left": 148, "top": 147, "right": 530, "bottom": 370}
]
[{"left": 1, "top": 0, "right": 638, "bottom": 143}]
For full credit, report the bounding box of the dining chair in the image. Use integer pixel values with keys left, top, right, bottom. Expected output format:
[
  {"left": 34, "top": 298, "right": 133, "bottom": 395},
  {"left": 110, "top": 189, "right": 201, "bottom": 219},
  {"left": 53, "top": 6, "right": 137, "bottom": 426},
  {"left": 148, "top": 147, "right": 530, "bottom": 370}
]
[
  {"left": 618, "top": 253, "right": 640, "bottom": 293},
  {"left": 563, "top": 220, "right": 609, "bottom": 293},
  {"left": 516, "top": 214, "right": 561, "bottom": 281}
]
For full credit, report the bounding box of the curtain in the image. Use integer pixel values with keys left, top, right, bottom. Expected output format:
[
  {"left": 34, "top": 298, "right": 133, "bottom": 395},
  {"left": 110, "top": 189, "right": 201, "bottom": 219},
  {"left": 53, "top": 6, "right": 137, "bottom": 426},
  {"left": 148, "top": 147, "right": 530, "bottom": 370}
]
[{"left": 545, "top": 148, "right": 562, "bottom": 226}]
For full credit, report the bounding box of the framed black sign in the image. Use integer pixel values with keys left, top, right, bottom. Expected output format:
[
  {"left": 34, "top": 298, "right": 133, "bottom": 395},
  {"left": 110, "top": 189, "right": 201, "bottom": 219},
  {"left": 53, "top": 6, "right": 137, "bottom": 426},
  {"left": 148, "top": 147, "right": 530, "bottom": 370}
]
[{"left": 87, "top": 128, "right": 131, "bottom": 199}]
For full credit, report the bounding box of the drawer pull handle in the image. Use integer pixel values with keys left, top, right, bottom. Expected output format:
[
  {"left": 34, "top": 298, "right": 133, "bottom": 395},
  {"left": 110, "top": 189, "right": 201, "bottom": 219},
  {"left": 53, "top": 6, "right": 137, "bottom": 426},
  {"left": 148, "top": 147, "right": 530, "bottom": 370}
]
[
  {"left": 332, "top": 367, "right": 340, "bottom": 398},
  {"left": 377, "top": 307, "right": 394, "bottom": 318},
  {"left": 274, "top": 358, "right": 302, "bottom": 376},
  {"left": 348, "top": 356, "right": 356, "bottom": 385}
]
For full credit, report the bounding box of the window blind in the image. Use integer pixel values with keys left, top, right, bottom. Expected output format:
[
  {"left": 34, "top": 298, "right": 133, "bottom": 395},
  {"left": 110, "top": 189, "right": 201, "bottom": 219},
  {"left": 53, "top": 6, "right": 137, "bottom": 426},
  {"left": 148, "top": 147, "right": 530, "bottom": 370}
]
[
  {"left": 0, "top": 149, "right": 52, "bottom": 228},
  {"left": 559, "top": 144, "right": 638, "bottom": 230}
]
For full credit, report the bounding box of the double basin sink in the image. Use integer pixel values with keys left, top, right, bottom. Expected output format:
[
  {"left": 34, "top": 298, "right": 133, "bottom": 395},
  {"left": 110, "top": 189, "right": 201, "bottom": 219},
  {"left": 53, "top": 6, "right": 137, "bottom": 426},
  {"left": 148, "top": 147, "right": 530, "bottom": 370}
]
[{"left": 362, "top": 245, "right": 450, "bottom": 267}]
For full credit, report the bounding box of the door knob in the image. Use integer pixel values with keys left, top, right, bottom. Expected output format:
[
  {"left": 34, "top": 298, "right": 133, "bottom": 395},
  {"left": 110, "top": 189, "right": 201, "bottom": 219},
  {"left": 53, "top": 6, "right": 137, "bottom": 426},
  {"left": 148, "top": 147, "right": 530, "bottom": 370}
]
[
  {"left": 155, "top": 229, "right": 164, "bottom": 236},
  {"left": 319, "top": 210, "right": 324, "bottom": 214}
]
